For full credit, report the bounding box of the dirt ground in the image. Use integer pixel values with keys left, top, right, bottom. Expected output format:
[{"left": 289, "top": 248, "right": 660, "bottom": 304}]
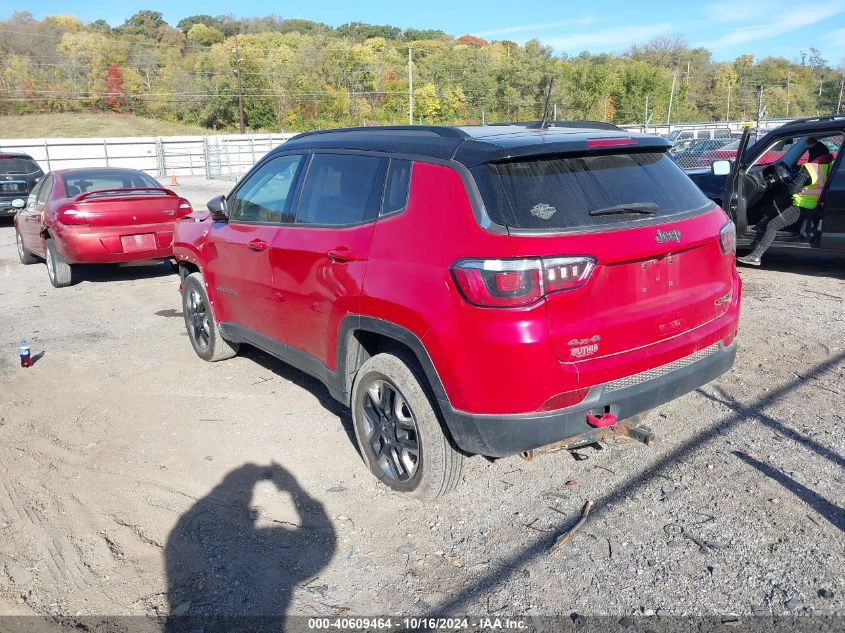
[{"left": 0, "top": 178, "right": 843, "bottom": 625}]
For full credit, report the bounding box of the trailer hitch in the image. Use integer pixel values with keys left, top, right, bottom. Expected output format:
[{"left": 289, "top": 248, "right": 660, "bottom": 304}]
[{"left": 519, "top": 418, "right": 656, "bottom": 461}]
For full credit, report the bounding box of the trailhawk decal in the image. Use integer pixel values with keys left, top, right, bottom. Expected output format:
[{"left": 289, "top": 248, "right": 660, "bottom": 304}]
[{"left": 568, "top": 335, "right": 601, "bottom": 359}]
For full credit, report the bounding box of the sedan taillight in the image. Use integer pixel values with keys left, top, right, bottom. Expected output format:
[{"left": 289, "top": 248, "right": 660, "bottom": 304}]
[
  {"left": 178, "top": 199, "right": 193, "bottom": 217},
  {"left": 451, "top": 256, "right": 596, "bottom": 308},
  {"left": 57, "top": 206, "right": 88, "bottom": 225}
]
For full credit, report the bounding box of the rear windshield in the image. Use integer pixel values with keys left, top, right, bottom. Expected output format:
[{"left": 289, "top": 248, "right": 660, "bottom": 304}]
[
  {"left": 472, "top": 151, "right": 712, "bottom": 231},
  {"left": 0, "top": 158, "right": 43, "bottom": 177},
  {"left": 62, "top": 170, "right": 160, "bottom": 195}
]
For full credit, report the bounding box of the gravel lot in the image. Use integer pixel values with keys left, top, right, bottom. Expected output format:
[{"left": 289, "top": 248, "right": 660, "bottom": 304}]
[{"left": 0, "top": 178, "right": 843, "bottom": 625}]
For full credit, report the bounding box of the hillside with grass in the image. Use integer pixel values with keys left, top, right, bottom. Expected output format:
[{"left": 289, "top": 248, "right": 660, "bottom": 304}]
[
  {"left": 2, "top": 11, "right": 843, "bottom": 132},
  {"left": 0, "top": 112, "right": 210, "bottom": 138}
]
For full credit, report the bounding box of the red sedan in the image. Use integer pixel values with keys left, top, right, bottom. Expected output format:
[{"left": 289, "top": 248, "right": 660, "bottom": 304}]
[
  {"left": 13, "top": 168, "right": 192, "bottom": 287},
  {"left": 696, "top": 138, "right": 794, "bottom": 168}
]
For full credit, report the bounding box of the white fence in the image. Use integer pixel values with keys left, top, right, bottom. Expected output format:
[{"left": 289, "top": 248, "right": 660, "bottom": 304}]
[
  {"left": 0, "top": 118, "right": 800, "bottom": 181},
  {"left": 0, "top": 133, "right": 295, "bottom": 181}
]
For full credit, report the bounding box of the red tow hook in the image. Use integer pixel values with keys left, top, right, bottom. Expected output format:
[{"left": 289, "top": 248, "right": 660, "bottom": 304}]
[{"left": 586, "top": 411, "right": 618, "bottom": 428}]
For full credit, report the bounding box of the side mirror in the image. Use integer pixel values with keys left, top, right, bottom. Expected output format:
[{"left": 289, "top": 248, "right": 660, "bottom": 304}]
[
  {"left": 207, "top": 195, "right": 228, "bottom": 221},
  {"left": 11, "top": 199, "right": 25, "bottom": 209},
  {"left": 711, "top": 160, "right": 732, "bottom": 176}
]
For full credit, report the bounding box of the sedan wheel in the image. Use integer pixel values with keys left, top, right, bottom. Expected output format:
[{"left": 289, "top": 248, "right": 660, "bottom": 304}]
[{"left": 16, "top": 231, "right": 38, "bottom": 265}]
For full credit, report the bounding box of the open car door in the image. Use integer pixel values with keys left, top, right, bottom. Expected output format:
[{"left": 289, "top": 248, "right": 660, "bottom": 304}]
[
  {"left": 819, "top": 155, "right": 845, "bottom": 251},
  {"left": 721, "top": 127, "right": 754, "bottom": 237}
]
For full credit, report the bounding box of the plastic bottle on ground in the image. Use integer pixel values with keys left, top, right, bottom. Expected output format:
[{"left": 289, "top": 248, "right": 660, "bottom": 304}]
[{"left": 19, "top": 339, "right": 31, "bottom": 368}]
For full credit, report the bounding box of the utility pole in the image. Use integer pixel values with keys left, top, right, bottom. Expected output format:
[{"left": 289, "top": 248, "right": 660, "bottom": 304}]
[
  {"left": 837, "top": 78, "right": 844, "bottom": 114},
  {"left": 786, "top": 71, "right": 790, "bottom": 117},
  {"left": 756, "top": 84, "right": 764, "bottom": 129},
  {"left": 726, "top": 83, "right": 731, "bottom": 122},
  {"left": 667, "top": 71, "right": 676, "bottom": 125},
  {"left": 644, "top": 95, "right": 649, "bottom": 131},
  {"left": 686, "top": 60, "right": 691, "bottom": 86},
  {"left": 234, "top": 35, "right": 245, "bottom": 135},
  {"left": 817, "top": 79, "right": 823, "bottom": 116},
  {"left": 553, "top": 103, "right": 557, "bottom": 119},
  {"left": 408, "top": 47, "right": 413, "bottom": 125}
]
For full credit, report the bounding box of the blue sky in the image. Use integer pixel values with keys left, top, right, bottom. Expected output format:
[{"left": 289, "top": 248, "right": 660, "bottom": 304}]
[{"left": 8, "top": 0, "right": 845, "bottom": 64}]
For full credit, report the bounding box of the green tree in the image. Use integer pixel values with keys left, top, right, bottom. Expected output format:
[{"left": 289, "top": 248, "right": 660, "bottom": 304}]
[
  {"left": 187, "top": 23, "right": 224, "bottom": 46},
  {"left": 120, "top": 10, "right": 165, "bottom": 39}
]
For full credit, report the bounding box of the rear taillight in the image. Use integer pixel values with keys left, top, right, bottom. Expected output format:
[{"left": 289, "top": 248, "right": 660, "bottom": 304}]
[
  {"left": 57, "top": 206, "right": 88, "bottom": 225},
  {"left": 451, "top": 256, "right": 596, "bottom": 308},
  {"left": 720, "top": 220, "right": 736, "bottom": 254},
  {"left": 178, "top": 199, "right": 193, "bottom": 217},
  {"left": 542, "top": 257, "right": 596, "bottom": 293}
]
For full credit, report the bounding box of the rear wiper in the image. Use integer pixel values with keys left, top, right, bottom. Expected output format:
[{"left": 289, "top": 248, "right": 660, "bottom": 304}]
[{"left": 590, "top": 202, "right": 659, "bottom": 216}]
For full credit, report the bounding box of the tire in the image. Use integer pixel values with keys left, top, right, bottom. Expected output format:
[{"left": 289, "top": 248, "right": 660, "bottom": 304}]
[
  {"left": 45, "top": 238, "right": 73, "bottom": 287},
  {"left": 351, "top": 352, "right": 464, "bottom": 500},
  {"left": 182, "top": 272, "right": 239, "bottom": 362},
  {"left": 16, "top": 229, "right": 38, "bottom": 265}
]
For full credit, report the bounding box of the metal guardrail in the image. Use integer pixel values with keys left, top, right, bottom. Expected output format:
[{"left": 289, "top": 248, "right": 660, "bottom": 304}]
[
  {"left": 0, "top": 133, "right": 295, "bottom": 181},
  {"left": 0, "top": 119, "right": 797, "bottom": 180}
]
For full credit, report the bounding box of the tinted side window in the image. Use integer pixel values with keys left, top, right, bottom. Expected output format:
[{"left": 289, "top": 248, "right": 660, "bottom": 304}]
[
  {"left": 229, "top": 154, "right": 304, "bottom": 224},
  {"left": 297, "top": 154, "right": 383, "bottom": 226},
  {"left": 27, "top": 179, "right": 44, "bottom": 206},
  {"left": 36, "top": 175, "right": 52, "bottom": 204},
  {"left": 381, "top": 159, "right": 412, "bottom": 215}
]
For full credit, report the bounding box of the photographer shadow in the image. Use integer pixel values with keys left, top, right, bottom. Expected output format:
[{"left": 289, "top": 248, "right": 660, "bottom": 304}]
[{"left": 165, "top": 463, "right": 336, "bottom": 631}]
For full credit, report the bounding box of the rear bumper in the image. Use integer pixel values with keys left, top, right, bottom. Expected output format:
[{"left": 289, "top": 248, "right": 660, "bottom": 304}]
[
  {"left": 442, "top": 340, "right": 737, "bottom": 457},
  {"left": 54, "top": 223, "right": 175, "bottom": 264}
]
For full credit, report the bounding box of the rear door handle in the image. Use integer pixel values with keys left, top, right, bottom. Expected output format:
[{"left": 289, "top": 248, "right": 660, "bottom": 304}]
[
  {"left": 247, "top": 239, "right": 269, "bottom": 251},
  {"left": 327, "top": 248, "right": 359, "bottom": 263}
]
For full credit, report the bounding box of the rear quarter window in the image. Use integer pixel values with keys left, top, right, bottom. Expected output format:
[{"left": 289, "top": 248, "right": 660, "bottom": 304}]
[{"left": 472, "top": 151, "right": 712, "bottom": 231}]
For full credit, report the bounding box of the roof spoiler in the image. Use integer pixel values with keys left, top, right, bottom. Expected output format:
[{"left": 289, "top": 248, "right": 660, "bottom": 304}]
[{"left": 74, "top": 187, "right": 177, "bottom": 202}]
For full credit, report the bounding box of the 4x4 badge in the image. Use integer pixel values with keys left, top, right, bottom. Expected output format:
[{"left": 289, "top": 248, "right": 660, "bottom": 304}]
[
  {"left": 656, "top": 228, "right": 681, "bottom": 243},
  {"left": 568, "top": 335, "right": 601, "bottom": 359}
]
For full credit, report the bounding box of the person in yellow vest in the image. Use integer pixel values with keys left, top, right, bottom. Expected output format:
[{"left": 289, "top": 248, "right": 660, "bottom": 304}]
[{"left": 737, "top": 137, "right": 834, "bottom": 266}]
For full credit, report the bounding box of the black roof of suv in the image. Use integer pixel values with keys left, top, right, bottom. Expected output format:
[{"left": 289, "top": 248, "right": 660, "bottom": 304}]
[{"left": 282, "top": 124, "right": 671, "bottom": 168}]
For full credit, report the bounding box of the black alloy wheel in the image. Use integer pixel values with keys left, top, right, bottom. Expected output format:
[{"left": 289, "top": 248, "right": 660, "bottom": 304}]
[
  {"left": 185, "top": 285, "right": 211, "bottom": 353},
  {"left": 360, "top": 378, "right": 421, "bottom": 482}
]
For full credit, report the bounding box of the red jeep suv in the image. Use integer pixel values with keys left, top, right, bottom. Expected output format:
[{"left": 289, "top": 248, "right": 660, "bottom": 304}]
[{"left": 174, "top": 124, "right": 741, "bottom": 499}]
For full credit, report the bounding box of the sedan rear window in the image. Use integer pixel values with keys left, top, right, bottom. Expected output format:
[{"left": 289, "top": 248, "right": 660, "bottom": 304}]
[
  {"left": 473, "top": 151, "right": 712, "bottom": 231},
  {"left": 62, "top": 170, "right": 160, "bottom": 195}
]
